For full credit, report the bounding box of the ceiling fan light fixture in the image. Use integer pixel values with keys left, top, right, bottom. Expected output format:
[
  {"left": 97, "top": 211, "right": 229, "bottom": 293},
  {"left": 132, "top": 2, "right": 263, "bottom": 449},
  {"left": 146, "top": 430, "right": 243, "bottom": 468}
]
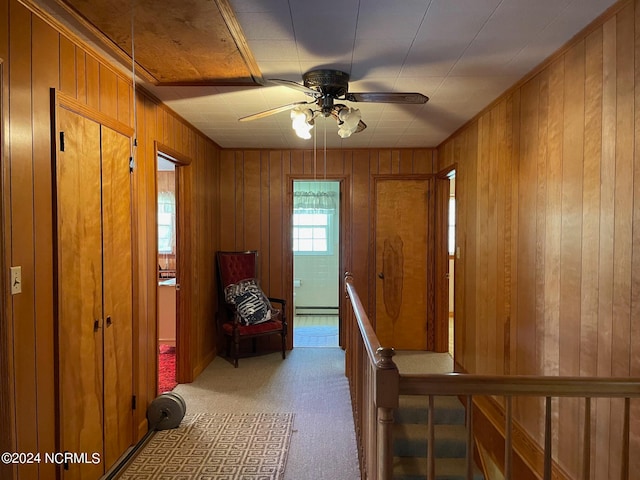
[
  {"left": 291, "top": 106, "right": 315, "bottom": 139},
  {"left": 337, "top": 107, "right": 361, "bottom": 138}
]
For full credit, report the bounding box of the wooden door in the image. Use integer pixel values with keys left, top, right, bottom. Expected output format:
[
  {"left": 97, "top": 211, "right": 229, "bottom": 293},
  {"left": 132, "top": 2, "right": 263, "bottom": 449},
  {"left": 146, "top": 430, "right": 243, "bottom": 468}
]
[
  {"left": 56, "top": 108, "right": 133, "bottom": 477},
  {"left": 56, "top": 107, "right": 104, "bottom": 480},
  {"left": 374, "top": 177, "right": 434, "bottom": 350},
  {"left": 101, "top": 125, "right": 133, "bottom": 468}
]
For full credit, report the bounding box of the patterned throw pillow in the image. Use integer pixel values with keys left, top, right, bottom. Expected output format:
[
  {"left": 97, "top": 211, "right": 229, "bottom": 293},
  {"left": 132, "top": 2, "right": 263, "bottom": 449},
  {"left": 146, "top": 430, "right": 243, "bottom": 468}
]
[{"left": 224, "top": 278, "right": 272, "bottom": 325}]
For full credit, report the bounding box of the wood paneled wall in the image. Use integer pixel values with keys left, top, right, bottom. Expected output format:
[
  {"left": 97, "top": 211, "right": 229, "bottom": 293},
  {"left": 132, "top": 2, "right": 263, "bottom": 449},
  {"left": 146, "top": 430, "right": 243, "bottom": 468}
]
[
  {"left": 438, "top": 0, "right": 639, "bottom": 477},
  {"left": 218, "top": 148, "right": 436, "bottom": 344},
  {"left": 0, "top": 0, "right": 220, "bottom": 477}
]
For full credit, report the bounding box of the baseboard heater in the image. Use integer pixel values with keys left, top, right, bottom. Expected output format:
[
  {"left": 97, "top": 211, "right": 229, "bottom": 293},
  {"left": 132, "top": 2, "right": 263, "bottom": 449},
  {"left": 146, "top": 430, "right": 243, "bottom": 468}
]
[{"left": 295, "top": 306, "right": 339, "bottom": 316}]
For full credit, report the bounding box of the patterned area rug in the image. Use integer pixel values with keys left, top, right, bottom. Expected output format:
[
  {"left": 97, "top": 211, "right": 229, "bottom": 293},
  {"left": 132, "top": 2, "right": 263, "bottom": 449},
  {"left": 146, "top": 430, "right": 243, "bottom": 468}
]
[{"left": 120, "top": 412, "right": 294, "bottom": 480}]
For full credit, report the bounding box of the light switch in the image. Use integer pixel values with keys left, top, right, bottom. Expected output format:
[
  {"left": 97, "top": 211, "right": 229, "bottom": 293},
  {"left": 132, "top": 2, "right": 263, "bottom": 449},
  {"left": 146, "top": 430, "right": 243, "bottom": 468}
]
[{"left": 10, "top": 266, "right": 22, "bottom": 295}]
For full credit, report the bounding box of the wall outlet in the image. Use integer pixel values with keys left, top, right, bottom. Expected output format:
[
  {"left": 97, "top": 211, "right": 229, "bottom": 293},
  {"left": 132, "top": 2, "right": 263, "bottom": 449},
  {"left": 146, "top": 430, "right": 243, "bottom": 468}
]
[{"left": 10, "top": 266, "right": 21, "bottom": 295}]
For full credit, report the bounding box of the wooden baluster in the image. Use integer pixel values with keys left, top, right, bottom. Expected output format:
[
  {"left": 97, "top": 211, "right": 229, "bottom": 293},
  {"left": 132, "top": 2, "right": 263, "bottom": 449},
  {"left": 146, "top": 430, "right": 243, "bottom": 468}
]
[
  {"left": 378, "top": 405, "right": 394, "bottom": 480},
  {"left": 427, "top": 395, "right": 435, "bottom": 480},
  {"left": 466, "top": 395, "right": 473, "bottom": 480},
  {"left": 543, "top": 396, "right": 552, "bottom": 480},
  {"left": 621, "top": 397, "right": 630, "bottom": 480},
  {"left": 505, "top": 396, "right": 513, "bottom": 480},
  {"left": 582, "top": 397, "right": 591, "bottom": 480}
]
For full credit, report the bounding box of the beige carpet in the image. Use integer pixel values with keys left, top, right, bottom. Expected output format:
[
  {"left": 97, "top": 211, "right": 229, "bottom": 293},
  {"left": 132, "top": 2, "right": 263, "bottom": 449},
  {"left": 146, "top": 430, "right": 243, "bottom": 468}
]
[
  {"left": 168, "top": 348, "right": 362, "bottom": 480},
  {"left": 119, "top": 412, "right": 293, "bottom": 480}
]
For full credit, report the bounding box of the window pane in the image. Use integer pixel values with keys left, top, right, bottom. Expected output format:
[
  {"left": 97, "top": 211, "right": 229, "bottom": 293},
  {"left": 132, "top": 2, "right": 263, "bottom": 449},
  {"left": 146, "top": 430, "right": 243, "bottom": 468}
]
[
  {"left": 299, "top": 239, "right": 313, "bottom": 251},
  {"left": 313, "top": 239, "right": 327, "bottom": 251},
  {"left": 313, "top": 227, "right": 326, "bottom": 238},
  {"left": 448, "top": 198, "right": 456, "bottom": 225},
  {"left": 292, "top": 211, "right": 331, "bottom": 254}
]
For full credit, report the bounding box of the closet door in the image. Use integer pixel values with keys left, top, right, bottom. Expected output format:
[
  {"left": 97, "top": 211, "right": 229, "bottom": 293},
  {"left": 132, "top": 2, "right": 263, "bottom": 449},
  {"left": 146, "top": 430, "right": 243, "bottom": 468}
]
[
  {"left": 101, "top": 125, "right": 134, "bottom": 468},
  {"left": 56, "top": 107, "right": 104, "bottom": 480},
  {"left": 56, "top": 106, "right": 134, "bottom": 478}
]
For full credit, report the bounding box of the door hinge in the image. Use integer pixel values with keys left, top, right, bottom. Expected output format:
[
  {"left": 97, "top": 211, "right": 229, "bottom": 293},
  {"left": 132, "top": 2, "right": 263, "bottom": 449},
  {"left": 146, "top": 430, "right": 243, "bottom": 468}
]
[
  {"left": 129, "top": 156, "right": 135, "bottom": 173},
  {"left": 132, "top": 395, "right": 137, "bottom": 410},
  {"left": 59, "top": 131, "right": 65, "bottom": 152}
]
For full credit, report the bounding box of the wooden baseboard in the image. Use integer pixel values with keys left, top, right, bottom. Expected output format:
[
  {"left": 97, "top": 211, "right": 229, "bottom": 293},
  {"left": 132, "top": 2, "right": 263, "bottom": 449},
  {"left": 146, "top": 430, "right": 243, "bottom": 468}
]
[{"left": 192, "top": 349, "right": 216, "bottom": 379}]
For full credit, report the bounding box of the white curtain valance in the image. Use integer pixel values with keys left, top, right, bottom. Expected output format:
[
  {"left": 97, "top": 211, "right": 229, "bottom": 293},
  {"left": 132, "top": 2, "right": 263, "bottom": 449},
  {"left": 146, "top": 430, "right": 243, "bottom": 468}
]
[{"left": 293, "top": 191, "right": 336, "bottom": 213}]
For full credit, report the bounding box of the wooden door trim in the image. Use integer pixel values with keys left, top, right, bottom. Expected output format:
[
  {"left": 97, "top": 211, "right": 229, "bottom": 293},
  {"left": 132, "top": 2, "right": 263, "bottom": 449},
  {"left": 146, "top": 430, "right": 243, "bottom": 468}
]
[
  {"left": 54, "top": 89, "right": 134, "bottom": 138},
  {"left": 434, "top": 166, "right": 456, "bottom": 353},
  {"left": 157, "top": 143, "right": 192, "bottom": 166},
  {"left": 284, "top": 174, "right": 351, "bottom": 349},
  {"left": 154, "top": 142, "right": 192, "bottom": 383}
]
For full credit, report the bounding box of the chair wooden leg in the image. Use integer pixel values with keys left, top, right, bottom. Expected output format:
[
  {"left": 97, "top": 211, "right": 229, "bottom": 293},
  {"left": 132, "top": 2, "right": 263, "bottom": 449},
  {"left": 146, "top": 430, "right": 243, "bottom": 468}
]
[
  {"left": 233, "top": 333, "right": 240, "bottom": 368},
  {"left": 281, "top": 333, "right": 286, "bottom": 359}
]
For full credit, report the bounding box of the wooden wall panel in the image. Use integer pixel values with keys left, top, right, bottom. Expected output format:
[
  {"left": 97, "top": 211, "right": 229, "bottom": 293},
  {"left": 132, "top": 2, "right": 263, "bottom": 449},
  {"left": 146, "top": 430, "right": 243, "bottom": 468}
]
[
  {"left": 437, "top": 0, "right": 639, "bottom": 477},
  {"left": 59, "top": 34, "right": 75, "bottom": 96},
  {"left": 31, "top": 15, "right": 58, "bottom": 480},
  {"left": 0, "top": 3, "right": 13, "bottom": 476},
  {"left": 631, "top": 2, "right": 640, "bottom": 476},
  {"left": 2, "top": 3, "right": 221, "bottom": 477},
  {"left": 217, "top": 148, "right": 436, "bottom": 342},
  {"left": 9, "top": 3, "right": 39, "bottom": 478}
]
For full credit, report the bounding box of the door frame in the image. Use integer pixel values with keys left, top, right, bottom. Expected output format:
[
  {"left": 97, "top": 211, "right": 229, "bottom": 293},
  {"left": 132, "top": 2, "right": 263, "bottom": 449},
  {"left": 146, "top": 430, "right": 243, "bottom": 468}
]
[
  {"left": 285, "top": 174, "right": 350, "bottom": 348},
  {"left": 153, "top": 142, "right": 191, "bottom": 383},
  {"left": 435, "top": 166, "right": 456, "bottom": 353}
]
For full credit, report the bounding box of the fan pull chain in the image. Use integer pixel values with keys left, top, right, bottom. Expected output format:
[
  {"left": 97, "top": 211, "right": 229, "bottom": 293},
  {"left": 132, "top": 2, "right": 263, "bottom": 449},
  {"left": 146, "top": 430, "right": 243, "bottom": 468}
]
[
  {"left": 130, "top": 0, "right": 137, "bottom": 169},
  {"left": 323, "top": 118, "right": 327, "bottom": 180},
  {"left": 313, "top": 119, "right": 317, "bottom": 180}
]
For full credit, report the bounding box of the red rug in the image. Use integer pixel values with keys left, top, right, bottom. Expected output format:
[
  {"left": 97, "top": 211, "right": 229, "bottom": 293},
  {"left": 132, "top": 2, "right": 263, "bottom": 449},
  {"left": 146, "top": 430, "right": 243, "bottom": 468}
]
[{"left": 158, "top": 345, "right": 177, "bottom": 394}]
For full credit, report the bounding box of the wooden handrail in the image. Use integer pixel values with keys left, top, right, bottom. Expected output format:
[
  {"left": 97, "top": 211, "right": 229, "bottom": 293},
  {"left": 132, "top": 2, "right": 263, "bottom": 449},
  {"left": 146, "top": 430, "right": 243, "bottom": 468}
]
[
  {"left": 399, "top": 373, "right": 640, "bottom": 397},
  {"left": 344, "top": 273, "right": 640, "bottom": 480},
  {"left": 345, "top": 272, "right": 391, "bottom": 368}
]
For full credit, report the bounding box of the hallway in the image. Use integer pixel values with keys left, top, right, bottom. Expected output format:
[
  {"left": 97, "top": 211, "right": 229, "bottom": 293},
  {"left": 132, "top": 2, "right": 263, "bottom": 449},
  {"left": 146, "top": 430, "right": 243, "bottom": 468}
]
[{"left": 172, "top": 348, "right": 361, "bottom": 480}]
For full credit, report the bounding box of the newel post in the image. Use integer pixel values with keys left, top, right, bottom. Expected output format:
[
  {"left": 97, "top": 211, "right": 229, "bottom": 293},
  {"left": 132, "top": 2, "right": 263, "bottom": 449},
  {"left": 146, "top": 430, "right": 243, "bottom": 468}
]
[{"left": 376, "top": 347, "right": 399, "bottom": 480}]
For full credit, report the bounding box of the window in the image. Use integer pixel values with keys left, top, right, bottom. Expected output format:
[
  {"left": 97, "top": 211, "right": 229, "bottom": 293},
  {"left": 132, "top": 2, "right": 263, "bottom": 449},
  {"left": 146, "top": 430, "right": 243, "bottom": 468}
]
[
  {"left": 158, "top": 192, "right": 175, "bottom": 254},
  {"left": 293, "top": 212, "right": 331, "bottom": 254},
  {"left": 448, "top": 196, "right": 455, "bottom": 256}
]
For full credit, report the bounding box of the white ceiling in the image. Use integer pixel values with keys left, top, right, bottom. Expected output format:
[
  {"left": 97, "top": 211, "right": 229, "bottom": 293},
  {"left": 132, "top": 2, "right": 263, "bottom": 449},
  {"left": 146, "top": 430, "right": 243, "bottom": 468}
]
[{"left": 144, "top": 0, "right": 617, "bottom": 150}]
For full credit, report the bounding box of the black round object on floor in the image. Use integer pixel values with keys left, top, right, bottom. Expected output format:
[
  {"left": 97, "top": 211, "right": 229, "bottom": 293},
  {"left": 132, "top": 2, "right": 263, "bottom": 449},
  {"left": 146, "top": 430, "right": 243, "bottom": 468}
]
[{"left": 147, "top": 391, "right": 186, "bottom": 431}]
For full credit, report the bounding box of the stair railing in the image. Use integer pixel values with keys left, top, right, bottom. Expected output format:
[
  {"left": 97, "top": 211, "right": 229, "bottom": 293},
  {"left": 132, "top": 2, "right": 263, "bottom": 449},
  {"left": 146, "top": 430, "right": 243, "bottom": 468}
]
[
  {"left": 344, "top": 273, "right": 640, "bottom": 480},
  {"left": 344, "top": 272, "right": 399, "bottom": 480}
]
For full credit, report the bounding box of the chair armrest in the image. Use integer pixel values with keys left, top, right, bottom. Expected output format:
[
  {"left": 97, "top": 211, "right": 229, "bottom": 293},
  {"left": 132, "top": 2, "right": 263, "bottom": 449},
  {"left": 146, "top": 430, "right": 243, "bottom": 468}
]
[
  {"left": 268, "top": 297, "right": 287, "bottom": 326},
  {"left": 268, "top": 297, "right": 286, "bottom": 308}
]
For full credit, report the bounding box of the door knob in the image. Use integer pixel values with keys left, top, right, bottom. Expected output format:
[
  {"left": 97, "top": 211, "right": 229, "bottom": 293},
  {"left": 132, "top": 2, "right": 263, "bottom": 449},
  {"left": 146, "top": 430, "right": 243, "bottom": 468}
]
[{"left": 378, "top": 272, "right": 384, "bottom": 279}]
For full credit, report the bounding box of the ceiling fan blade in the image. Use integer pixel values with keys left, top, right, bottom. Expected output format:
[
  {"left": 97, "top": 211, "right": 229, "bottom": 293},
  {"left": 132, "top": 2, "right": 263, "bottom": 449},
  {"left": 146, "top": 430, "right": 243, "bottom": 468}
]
[
  {"left": 238, "top": 101, "right": 313, "bottom": 122},
  {"left": 345, "top": 92, "right": 429, "bottom": 104},
  {"left": 267, "top": 78, "right": 319, "bottom": 96}
]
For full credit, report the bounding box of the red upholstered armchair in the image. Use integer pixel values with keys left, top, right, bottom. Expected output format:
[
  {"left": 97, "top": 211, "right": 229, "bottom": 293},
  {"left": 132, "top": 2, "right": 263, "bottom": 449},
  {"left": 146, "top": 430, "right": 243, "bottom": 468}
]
[{"left": 216, "top": 250, "right": 287, "bottom": 367}]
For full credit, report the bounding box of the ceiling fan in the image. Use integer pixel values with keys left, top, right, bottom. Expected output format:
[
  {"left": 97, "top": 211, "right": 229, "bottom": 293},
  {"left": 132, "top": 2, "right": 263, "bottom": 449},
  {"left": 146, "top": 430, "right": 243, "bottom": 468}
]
[{"left": 239, "top": 69, "right": 429, "bottom": 138}]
